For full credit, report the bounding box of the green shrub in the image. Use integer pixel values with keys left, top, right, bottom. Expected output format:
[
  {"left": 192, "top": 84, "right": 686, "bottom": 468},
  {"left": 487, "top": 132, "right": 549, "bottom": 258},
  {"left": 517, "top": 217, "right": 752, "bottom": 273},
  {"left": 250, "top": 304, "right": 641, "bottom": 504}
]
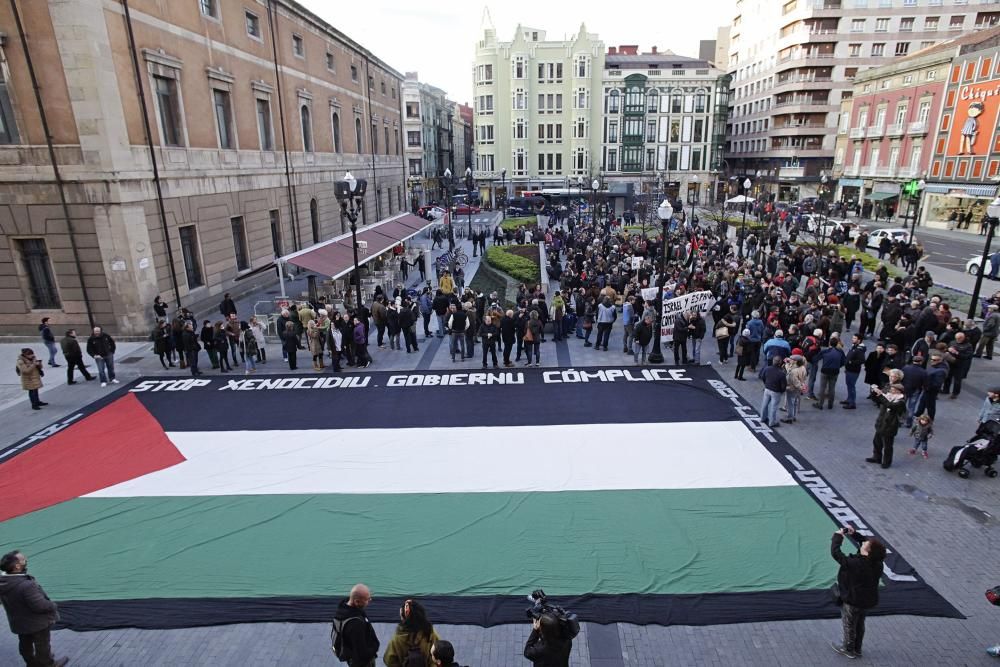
[
  {"left": 485, "top": 245, "right": 540, "bottom": 283},
  {"left": 500, "top": 217, "right": 537, "bottom": 232}
]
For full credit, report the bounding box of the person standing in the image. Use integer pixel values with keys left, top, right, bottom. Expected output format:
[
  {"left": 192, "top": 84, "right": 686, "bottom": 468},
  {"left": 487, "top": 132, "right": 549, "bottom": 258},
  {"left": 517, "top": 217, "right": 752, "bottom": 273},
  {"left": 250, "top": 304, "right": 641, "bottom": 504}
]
[
  {"left": 814, "top": 337, "right": 846, "bottom": 410},
  {"left": 689, "top": 310, "right": 706, "bottom": 365},
  {"left": 224, "top": 314, "right": 243, "bottom": 366},
  {"left": 867, "top": 383, "right": 906, "bottom": 468},
  {"left": 734, "top": 328, "right": 753, "bottom": 381},
  {"left": 942, "top": 332, "right": 974, "bottom": 399},
  {"left": 152, "top": 320, "right": 174, "bottom": 370},
  {"left": 86, "top": 326, "right": 118, "bottom": 387},
  {"left": 152, "top": 295, "right": 169, "bottom": 320},
  {"left": 181, "top": 322, "right": 202, "bottom": 376},
  {"left": 0, "top": 550, "right": 69, "bottom": 667},
  {"left": 829, "top": 527, "right": 886, "bottom": 660},
  {"left": 633, "top": 314, "right": 654, "bottom": 365},
  {"left": 15, "top": 349, "right": 46, "bottom": 410},
  {"left": 525, "top": 310, "right": 543, "bottom": 367},
  {"left": 382, "top": 599, "right": 440, "bottom": 667},
  {"left": 621, "top": 295, "right": 636, "bottom": 354},
  {"left": 500, "top": 309, "right": 517, "bottom": 367},
  {"left": 841, "top": 334, "right": 866, "bottom": 410},
  {"left": 523, "top": 613, "right": 572, "bottom": 667},
  {"left": 219, "top": 292, "right": 237, "bottom": 318},
  {"left": 975, "top": 304, "right": 998, "bottom": 360},
  {"left": 333, "top": 584, "right": 380, "bottom": 667},
  {"left": 479, "top": 315, "right": 499, "bottom": 369},
  {"left": 353, "top": 316, "right": 371, "bottom": 368},
  {"left": 283, "top": 321, "right": 299, "bottom": 371},
  {"left": 595, "top": 297, "right": 616, "bottom": 351},
  {"left": 673, "top": 310, "right": 691, "bottom": 366},
  {"left": 60, "top": 329, "right": 94, "bottom": 384},
  {"left": 38, "top": 318, "right": 60, "bottom": 368},
  {"left": 759, "top": 355, "right": 787, "bottom": 428}
]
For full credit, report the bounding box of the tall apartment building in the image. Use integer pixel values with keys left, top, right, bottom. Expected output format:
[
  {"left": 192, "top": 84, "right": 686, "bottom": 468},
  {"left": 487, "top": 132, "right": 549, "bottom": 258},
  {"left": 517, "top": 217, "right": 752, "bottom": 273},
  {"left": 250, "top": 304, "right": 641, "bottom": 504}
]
[
  {"left": 600, "top": 46, "right": 730, "bottom": 206},
  {"left": 472, "top": 24, "right": 605, "bottom": 201},
  {"left": 403, "top": 73, "right": 453, "bottom": 206},
  {"left": 0, "top": 0, "right": 404, "bottom": 335},
  {"left": 725, "top": 0, "right": 996, "bottom": 202}
]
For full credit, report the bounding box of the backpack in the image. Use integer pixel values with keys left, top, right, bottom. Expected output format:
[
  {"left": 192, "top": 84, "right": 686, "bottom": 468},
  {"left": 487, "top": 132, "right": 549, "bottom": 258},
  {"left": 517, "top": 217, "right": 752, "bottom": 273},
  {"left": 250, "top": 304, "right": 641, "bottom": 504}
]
[
  {"left": 402, "top": 639, "right": 425, "bottom": 667},
  {"left": 331, "top": 616, "right": 358, "bottom": 662}
]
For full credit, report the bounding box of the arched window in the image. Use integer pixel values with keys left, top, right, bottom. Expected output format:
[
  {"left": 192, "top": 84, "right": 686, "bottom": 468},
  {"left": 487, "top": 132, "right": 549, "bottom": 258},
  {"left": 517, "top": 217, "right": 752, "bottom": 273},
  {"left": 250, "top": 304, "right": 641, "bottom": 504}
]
[
  {"left": 384, "top": 126, "right": 390, "bottom": 155},
  {"left": 354, "top": 117, "right": 363, "bottom": 153},
  {"left": 331, "top": 112, "right": 341, "bottom": 153},
  {"left": 608, "top": 90, "right": 620, "bottom": 113},
  {"left": 647, "top": 89, "right": 658, "bottom": 113},
  {"left": 300, "top": 105, "right": 313, "bottom": 152},
  {"left": 310, "top": 198, "right": 319, "bottom": 244}
]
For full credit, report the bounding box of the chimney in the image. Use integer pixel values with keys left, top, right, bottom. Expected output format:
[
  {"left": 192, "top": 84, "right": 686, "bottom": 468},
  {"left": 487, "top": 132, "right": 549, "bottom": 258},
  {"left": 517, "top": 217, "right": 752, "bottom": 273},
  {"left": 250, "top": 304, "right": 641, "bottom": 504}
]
[
  {"left": 620, "top": 45, "right": 639, "bottom": 55},
  {"left": 608, "top": 46, "right": 617, "bottom": 55},
  {"left": 652, "top": 46, "right": 658, "bottom": 54}
]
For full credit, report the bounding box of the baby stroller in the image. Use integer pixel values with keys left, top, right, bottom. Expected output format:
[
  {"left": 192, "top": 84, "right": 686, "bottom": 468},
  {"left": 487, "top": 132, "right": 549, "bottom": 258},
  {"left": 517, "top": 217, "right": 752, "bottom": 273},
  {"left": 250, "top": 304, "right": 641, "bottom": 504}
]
[{"left": 943, "top": 419, "right": 1000, "bottom": 479}]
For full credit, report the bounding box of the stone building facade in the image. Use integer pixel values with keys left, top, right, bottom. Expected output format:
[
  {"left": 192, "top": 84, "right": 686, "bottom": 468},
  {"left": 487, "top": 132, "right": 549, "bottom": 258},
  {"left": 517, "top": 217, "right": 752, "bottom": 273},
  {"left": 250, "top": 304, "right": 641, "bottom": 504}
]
[{"left": 0, "top": 0, "right": 404, "bottom": 335}]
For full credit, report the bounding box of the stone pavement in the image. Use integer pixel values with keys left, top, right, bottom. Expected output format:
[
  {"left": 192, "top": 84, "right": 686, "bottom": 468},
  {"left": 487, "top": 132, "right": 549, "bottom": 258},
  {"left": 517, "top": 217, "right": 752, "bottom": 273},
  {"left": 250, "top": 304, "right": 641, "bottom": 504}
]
[{"left": 2, "top": 261, "right": 1000, "bottom": 666}]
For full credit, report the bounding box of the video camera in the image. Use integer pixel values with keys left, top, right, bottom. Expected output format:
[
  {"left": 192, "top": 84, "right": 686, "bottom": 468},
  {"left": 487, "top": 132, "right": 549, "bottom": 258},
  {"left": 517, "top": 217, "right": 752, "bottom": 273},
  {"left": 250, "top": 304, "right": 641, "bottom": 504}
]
[{"left": 525, "top": 589, "right": 581, "bottom": 639}]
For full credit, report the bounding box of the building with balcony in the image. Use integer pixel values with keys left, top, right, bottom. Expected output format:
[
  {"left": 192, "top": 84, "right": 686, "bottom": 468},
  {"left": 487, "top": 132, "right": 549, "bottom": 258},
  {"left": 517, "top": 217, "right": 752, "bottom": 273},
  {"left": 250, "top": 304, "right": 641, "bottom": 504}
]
[
  {"left": 725, "top": 0, "right": 996, "bottom": 202},
  {"left": 403, "top": 73, "right": 453, "bottom": 207},
  {"left": 600, "top": 46, "right": 729, "bottom": 207},
  {"left": 832, "top": 44, "right": 952, "bottom": 213},
  {"left": 472, "top": 23, "right": 605, "bottom": 201},
  {"left": 0, "top": 0, "right": 404, "bottom": 335}
]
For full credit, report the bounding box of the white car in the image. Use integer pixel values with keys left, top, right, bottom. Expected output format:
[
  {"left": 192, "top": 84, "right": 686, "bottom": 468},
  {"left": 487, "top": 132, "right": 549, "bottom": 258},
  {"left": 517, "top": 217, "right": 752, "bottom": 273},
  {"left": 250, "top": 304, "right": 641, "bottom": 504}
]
[
  {"left": 866, "top": 228, "right": 910, "bottom": 249},
  {"left": 967, "top": 255, "right": 987, "bottom": 275}
]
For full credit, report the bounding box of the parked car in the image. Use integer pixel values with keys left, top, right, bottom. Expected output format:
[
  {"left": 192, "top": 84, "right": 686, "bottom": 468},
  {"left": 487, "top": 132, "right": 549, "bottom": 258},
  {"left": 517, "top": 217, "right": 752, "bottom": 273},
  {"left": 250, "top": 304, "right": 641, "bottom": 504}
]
[
  {"left": 452, "top": 203, "right": 481, "bottom": 215},
  {"left": 417, "top": 205, "right": 447, "bottom": 221},
  {"left": 506, "top": 206, "right": 529, "bottom": 217},
  {"left": 815, "top": 220, "right": 858, "bottom": 239},
  {"left": 866, "top": 228, "right": 910, "bottom": 249},
  {"left": 967, "top": 255, "right": 987, "bottom": 275}
]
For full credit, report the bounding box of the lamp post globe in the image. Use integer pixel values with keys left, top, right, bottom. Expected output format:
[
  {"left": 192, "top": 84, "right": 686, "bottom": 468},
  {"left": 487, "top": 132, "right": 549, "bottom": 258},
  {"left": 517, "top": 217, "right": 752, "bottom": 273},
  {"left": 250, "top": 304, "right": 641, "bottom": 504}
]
[{"left": 647, "top": 199, "right": 674, "bottom": 364}]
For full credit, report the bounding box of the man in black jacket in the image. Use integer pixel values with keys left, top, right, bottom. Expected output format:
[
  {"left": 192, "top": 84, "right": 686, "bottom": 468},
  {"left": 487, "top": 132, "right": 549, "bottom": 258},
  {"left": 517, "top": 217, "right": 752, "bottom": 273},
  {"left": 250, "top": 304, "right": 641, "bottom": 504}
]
[
  {"left": 181, "top": 322, "right": 203, "bottom": 376},
  {"left": 830, "top": 527, "right": 886, "bottom": 660},
  {"left": 0, "top": 550, "right": 69, "bottom": 667},
  {"left": 523, "top": 613, "right": 571, "bottom": 666},
  {"left": 333, "top": 583, "right": 379, "bottom": 667},
  {"left": 500, "top": 310, "right": 517, "bottom": 367},
  {"left": 841, "top": 334, "right": 866, "bottom": 409},
  {"left": 866, "top": 383, "right": 907, "bottom": 468},
  {"left": 85, "top": 326, "right": 118, "bottom": 387},
  {"left": 60, "top": 329, "right": 94, "bottom": 385}
]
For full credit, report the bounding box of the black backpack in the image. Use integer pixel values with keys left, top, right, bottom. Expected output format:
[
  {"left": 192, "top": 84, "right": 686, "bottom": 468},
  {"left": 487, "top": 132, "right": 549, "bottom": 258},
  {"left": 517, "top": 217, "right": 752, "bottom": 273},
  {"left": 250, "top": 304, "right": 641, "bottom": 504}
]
[
  {"left": 330, "top": 616, "right": 358, "bottom": 662},
  {"left": 402, "top": 638, "right": 425, "bottom": 667}
]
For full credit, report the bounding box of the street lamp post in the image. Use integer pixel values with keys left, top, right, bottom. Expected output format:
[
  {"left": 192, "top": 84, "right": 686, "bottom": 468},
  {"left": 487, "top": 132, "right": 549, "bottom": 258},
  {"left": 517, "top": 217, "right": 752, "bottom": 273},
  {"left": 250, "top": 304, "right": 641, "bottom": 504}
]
[
  {"left": 689, "top": 174, "right": 699, "bottom": 228},
  {"left": 591, "top": 178, "right": 599, "bottom": 226},
  {"left": 738, "top": 177, "right": 752, "bottom": 259},
  {"left": 443, "top": 168, "right": 455, "bottom": 252},
  {"left": 334, "top": 171, "right": 368, "bottom": 310},
  {"left": 500, "top": 168, "right": 507, "bottom": 221},
  {"left": 464, "top": 167, "right": 474, "bottom": 239},
  {"left": 968, "top": 196, "right": 1000, "bottom": 320},
  {"left": 575, "top": 175, "right": 583, "bottom": 229},
  {"left": 648, "top": 199, "right": 674, "bottom": 364},
  {"left": 906, "top": 179, "right": 926, "bottom": 246},
  {"left": 819, "top": 173, "right": 830, "bottom": 251}
]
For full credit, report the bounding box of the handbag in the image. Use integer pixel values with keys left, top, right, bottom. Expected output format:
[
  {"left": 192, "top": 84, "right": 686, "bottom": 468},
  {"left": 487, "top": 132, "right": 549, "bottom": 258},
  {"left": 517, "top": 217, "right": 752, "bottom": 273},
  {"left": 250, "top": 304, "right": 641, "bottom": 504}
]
[
  {"left": 523, "top": 327, "right": 534, "bottom": 343},
  {"left": 987, "top": 585, "right": 1000, "bottom": 606},
  {"left": 715, "top": 325, "right": 730, "bottom": 339},
  {"left": 830, "top": 582, "right": 843, "bottom": 606}
]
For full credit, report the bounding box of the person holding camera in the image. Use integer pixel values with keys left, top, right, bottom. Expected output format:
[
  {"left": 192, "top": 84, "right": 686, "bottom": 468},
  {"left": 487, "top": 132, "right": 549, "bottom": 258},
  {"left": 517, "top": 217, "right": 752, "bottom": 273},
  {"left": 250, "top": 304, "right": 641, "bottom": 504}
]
[
  {"left": 830, "top": 527, "right": 886, "bottom": 660},
  {"left": 523, "top": 613, "right": 571, "bottom": 666},
  {"left": 14, "top": 348, "right": 46, "bottom": 411}
]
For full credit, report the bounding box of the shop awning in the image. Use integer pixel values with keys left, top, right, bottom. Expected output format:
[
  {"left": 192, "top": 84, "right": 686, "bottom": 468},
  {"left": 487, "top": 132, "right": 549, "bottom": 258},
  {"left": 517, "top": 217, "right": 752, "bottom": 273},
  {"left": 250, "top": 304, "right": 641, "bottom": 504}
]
[
  {"left": 865, "top": 192, "right": 898, "bottom": 201},
  {"left": 278, "top": 212, "right": 434, "bottom": 279}
]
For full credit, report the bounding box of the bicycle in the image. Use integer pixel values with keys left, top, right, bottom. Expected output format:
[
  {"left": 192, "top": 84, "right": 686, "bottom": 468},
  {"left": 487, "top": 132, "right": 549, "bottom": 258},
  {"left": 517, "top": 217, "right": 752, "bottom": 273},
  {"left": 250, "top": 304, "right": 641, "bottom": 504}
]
[{"left": 435, "top": 247, "right": 469, "bottom": 270}]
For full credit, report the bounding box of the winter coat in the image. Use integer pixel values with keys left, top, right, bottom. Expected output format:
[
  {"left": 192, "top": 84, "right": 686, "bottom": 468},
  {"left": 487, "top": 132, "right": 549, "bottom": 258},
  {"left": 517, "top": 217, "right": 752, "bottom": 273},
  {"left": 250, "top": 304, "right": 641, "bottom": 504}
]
[
  {"left": 0, "top": 573, "right": 59, "bottom": 635},
  {"left": 15, "top": 354, "right": 43, "bottom": 391},
  {"left": 382, "top": 628, "right": 440, "bottom": 667},
  {"left": 61, "top": 334, "right": 85, "bottom": 359},
  {"left": 873, "top": 392, "right": 906, "bottom": 436},
  {"left": 86, "top": 332, "right": 116, "bottom": 359},
  {"left": 831, "top": 533, "right": 883, "bottom": 610}
]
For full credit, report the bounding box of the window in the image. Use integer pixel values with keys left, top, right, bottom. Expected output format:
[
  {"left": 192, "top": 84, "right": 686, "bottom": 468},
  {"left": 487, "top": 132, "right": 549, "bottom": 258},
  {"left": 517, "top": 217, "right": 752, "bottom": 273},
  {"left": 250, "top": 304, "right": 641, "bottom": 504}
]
[
  {"left": 332, "top": 111, "right": 342, "bottom": 152},
  {"left": 871, "top": 43, "right": 885, "bottom": 57},
  {"left": 354, "top": 117, "right": 363, "bottom": 152},
  {"left": 671, "top": 94, "right": 682, "bottom": 113},
  {"left": 0, "top": 69, "right": 17, "bottom": 144},
  {"left": 695, "top": 92, "right": 707, "bottom": 113},
  {"left": 895, "top": 42, "right": 910, "bottom": 56},
  {"left": 256, "top": 98, "right": 273, "bottom": 150},
  {"left": 894, "top": 104, "right": 907, "bottom": 125},
  {"left": 851, "top": 18, "right": 865, "bottom": 31},
  {"left": 608, "top": 121, "right": 618, "bottom": 143},
  {"left": 875, "top": 18, "right": 889, "bottom": 32},
  {"left": 292, "top": 34, "right": 304, "bottom": 58},
  {"left": 407, "top": 130, "right": 421, "bottom": 147},
  {"left": 478, "top": 94, "right": 494, "bottom": 114},
  {"left": 300, "top": 105, "right": 313, "bottom": 152},
  {"left": 608, "top": 90, "right": 620, "bottom": 113},
  {"left": 408, "top": 158, "right": 422, "bottom": 175},
  {"left": 900, "top": 17, "right": 914, "bottom": 31},
  {"left": 381, "top": 81, "right": 386, "bottom": 95},
  {"left": 212, "top": 89, "right": 234, "bottom": 149},
  {"left": 16, "top": 239, "right": 60, "bottom": 309},
  {"left": 889, "top": 146, "right": 900, "bottom": 170},
  {"left": 310, "top": 199, "right": 319, "bottom": 244},
  {"left": 514, "top": 118, "right": 526, "bottom": 139},
  {"left": 326, "top": 52, "right": 335, "bottom": 71},
  {"left": 647, "top": 90, "right": 658, "bottom": 113},
  {"left": 350, "top": 65, "right": 358, "bottom": 82},
  {"left": 394, "top": 128, "right": 399, "bottom": 155},
  {"left": 384, "top": 126, "right": 390, "bottom": 155},
  {"left": 153, "top": 75, "right": 183, "bottom": 146},
  {"left": 406, "top": 102, "right": 419, "bottom": 119},
  {"left": 179, "top": 226, "right": 204, "bottom": 289},
  {"left": 918, "top": 100, "right": 931, "bottom": 121},
  {"left": 693, "top": 119, "right": 704, "bottom": 142},
  {"left": 925, "top": 16, "right": 939, "bottom": 31},
  {"left": 230, "top": 216, "right": 250, "bottom": 271},
  {"left": 646, "top": 120, "right": 657, "bottom": 142},
  {"left": 199, "top": 0, "right": 218, "bottom": 19},
  {"left": 849, "top": 43, "right": 862, "bottom": 57},
  {"left": 514, "top": 58, "right": 525, "bottom": 79},
  {"left": 903, "top": 74, "right": 913, "bottom": 84},
  {"left": 371, "top": 122, "right": 378, "bottom": 153},
  {"left": 577, "top": 57, "right": 587, "bottom": 78},
  {"left": 478, "top": 125, "right": 494, "bottom": 143},
  {"left": 269, "top": 210, "right": 282, "bottom": 257},
  {"left": 576, "top": 119, "right": 586, "bottom": 139},
  {"left": 607, "top": 149, "right": 617, "bottom": 171},
  {"left": 513, "top": 89, "right": 526, "bottom": 109},
  {"left": 950, "top": 15, "right": 965, "bottom": 30},
  {"left": 668, "top": 149, "right": 678, "bottom": 170},
  {"left": 246, "top": 11, "right": 261, "bottom": 39}
]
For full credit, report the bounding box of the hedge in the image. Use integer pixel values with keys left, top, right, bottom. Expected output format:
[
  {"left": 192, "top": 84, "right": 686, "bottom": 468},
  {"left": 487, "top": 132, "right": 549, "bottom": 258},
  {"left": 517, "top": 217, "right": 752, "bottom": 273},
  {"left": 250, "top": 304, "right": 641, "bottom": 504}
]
[
  {"left": 484, "top": 245, "right": 540, "bottom": 283},
  {"left": 500, "top": 217, "right": 537, "bottom": 232}
]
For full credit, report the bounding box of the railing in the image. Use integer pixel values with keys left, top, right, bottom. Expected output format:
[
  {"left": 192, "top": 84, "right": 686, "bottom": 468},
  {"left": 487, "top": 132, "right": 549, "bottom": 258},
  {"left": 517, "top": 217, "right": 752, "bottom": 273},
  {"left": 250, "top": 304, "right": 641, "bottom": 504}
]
[
  {"left": 849, "top": 127, "right": 866, "bottom": 139},
  {"left": 843, "top": 164, "right": 860, "bottom": 177},
  {"left": 774, "top": 98, "right": 830, "bottom": 107},
  {"left": 866, "top": 124, "right": 885, "bottom": 137},
  {"left": 886, "top": 123, "right": 905, "bottom": 136},
  {"left": 897, "top": 166, "right": 918, "bottom": 178},
  {"left": 875, "top": 166, "right": 894, "bottom": 177},
  {"left": 908, "top": 120, "right": 928, "bottom": 134},
  {"left": 860, "top": 165, "right": 876, "bottom": 177}
]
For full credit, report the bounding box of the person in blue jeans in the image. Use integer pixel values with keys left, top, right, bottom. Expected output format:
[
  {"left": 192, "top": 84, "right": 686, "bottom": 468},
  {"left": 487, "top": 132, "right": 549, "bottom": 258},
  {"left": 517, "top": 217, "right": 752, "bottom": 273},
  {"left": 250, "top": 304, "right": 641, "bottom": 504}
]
[
  {"left": 746, "top": 311, "right": 765, "bottom": 371},
  {"left": 759, "top": 356, "right": 787, "bottom": 427},
  {"left": 842, "top": 334, "right": 866, "bottom": 409}
]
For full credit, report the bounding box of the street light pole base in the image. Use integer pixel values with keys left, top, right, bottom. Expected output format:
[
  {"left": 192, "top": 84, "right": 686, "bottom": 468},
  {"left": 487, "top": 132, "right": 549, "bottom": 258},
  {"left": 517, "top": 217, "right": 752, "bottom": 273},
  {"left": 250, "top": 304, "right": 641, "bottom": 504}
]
[{"left": 647, "top": 351, "right": 665, "bottom": 364}]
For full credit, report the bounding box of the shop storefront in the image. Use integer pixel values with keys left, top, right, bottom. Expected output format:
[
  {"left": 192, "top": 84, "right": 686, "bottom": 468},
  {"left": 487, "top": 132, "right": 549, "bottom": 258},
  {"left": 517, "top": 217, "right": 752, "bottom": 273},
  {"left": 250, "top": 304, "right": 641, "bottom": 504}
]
[
  {"left": 838, "top": 178, "right": 864, "bottom": 209},
  {"left": 920, "top": 183, "right": 997, "bottom": 230}
]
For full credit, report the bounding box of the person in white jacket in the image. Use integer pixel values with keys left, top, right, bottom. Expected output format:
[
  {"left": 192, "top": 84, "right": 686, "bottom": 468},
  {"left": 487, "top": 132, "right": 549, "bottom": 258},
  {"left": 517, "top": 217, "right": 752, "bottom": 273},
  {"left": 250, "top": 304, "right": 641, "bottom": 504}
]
[{"left": 248, "top": 316, "right": 267, "bottom": 364}]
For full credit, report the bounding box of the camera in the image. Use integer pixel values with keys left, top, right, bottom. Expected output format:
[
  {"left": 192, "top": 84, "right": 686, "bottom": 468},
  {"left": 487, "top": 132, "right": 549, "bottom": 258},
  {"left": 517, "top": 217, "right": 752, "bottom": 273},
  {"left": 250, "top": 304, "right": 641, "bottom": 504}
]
[{"left": 525, "top": 589, "right": 580, "bottom": 639}]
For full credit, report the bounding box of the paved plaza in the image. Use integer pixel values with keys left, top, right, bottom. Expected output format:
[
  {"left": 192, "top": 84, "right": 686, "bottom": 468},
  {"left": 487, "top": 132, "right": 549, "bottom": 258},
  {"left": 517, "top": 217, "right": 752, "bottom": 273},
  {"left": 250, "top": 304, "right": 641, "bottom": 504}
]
[{"left": 0, "top": 238, "right": 998, "bottom": 666}]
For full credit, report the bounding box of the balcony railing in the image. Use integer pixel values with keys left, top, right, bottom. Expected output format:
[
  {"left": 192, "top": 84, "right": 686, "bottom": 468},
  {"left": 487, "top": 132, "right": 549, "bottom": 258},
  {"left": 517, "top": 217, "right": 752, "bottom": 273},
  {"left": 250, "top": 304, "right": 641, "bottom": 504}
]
[
  {"left": 860, "top": 165, "right": 876, "bottom": 177},
  {"left": 908, "top": 120, "right": 928, "bottom": 134},
  {"left": 774, "top": 98, "right": 830, "bottom": 107},
  {"left": 886, "top": 123, "right": 905, "bottom": 137},
  {"left": 866, "top": 124, "right": 885, "bottom": 137},
  {"left": 849, "top": 127, "right": 865, "bottom": 139},
  {"left": 843, "top": 164, "right": 860, "bottom": 177},
  {"left": 897, "top": 166, "right": 919, "bottom": 178},
  {"left": 875, "top": 166, "right": 894, "bottom": 177}
]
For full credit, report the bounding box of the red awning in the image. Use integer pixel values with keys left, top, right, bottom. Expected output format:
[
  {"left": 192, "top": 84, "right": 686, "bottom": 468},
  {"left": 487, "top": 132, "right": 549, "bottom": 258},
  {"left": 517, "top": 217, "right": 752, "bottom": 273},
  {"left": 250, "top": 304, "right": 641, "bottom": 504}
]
[{"left": 279, "top": 213, "right": 434, "bottom": 279}]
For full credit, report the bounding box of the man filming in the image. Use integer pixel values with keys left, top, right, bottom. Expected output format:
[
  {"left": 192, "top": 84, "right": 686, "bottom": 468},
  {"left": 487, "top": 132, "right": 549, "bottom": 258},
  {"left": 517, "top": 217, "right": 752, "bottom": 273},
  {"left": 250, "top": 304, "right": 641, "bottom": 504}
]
[
  {"left": 523, "top": 613, "right": 571, "bottom": 666},
  {"left": 830, "top": 527, "right": 886, "bottom": 660}
]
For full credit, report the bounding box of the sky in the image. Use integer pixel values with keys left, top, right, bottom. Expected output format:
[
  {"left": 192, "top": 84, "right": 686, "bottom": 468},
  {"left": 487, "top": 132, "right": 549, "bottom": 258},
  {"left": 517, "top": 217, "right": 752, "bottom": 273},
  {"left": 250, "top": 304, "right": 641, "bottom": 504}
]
[{"left": 300, "top": 0, "right": 734, "bottom": 103}]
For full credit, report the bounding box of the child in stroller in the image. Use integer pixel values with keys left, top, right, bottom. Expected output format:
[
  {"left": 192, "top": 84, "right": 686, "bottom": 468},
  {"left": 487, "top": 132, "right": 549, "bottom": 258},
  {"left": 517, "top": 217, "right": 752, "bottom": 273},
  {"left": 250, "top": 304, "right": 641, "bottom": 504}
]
[{"left": 943, "top": 419, "right": 1000, "bottom": 479}]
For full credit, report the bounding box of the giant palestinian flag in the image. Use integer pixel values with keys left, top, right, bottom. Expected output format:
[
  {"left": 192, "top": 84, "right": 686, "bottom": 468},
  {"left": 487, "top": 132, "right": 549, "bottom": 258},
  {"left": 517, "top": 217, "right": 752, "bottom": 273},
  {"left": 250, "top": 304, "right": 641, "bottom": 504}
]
[{"left": 0, "top": 366, "right": 959, "bottom": 630}]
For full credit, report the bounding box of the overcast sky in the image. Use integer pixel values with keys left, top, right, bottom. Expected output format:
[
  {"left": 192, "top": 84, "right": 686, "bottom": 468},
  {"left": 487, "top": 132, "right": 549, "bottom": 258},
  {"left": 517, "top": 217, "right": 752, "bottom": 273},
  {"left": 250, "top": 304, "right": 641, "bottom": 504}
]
[{"left": 301, "top": 0, "right": 734, "bottom": 103}]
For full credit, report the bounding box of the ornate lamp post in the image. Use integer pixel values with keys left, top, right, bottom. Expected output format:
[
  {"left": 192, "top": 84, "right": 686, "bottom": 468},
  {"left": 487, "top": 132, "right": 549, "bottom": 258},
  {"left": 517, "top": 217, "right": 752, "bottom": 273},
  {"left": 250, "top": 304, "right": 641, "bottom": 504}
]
[
  {"left": 500, "top": 168, "right": 507, "bottom": 220},
  {"left": 334, "top": 171, "right": 368, "bottom": 310},
  {"left": 464, "top": 166, "right": 474, "bottom": 239},
  {"left": 738, "top": 176, "right": 752, "bottom": 259},
  {"left": 443, "top": 167, "right": 455, "bottom": 251},
  {"left": 689, "top": 174, "right": 699, "bottom": 227},
  {"left": 647, "top": 199, "right": 674, "bottom": 364},
  {"left": 968, "top": 196, "right": 1000, "bottom": 320}
]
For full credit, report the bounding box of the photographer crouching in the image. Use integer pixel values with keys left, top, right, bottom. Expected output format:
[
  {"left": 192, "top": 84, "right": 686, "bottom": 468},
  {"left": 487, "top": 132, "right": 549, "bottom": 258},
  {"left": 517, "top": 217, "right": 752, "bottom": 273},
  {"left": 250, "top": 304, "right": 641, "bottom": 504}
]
[
  {"left": 523, "top": 590, "right": 577, "bottom": 666},
  {"left": 830, "top": 526, "right": 886, "bottom": 660}
]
